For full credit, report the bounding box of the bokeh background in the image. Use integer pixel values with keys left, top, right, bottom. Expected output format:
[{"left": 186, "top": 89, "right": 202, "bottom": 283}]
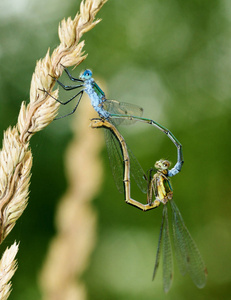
[{"left": 0, "top": 0, "right": 231, "bottom": 299}]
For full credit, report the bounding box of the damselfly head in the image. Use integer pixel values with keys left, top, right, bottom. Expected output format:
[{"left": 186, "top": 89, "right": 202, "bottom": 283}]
[
  {"left": 155, "top": 159, "right": 171, "bottom": 171},
  {"left": 80, "top": 69, "right": 92, "bottom": 80}
]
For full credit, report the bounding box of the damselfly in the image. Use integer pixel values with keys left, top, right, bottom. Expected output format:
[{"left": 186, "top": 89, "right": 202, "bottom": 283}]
[
  {"left": 46, "top": 67, "right": 182, "bottom": 151},
  {"left": 91, "top": 119, "right": 207, "bottom": 292},
  {"left": 91, "top": 119, "right": 183, "bottom": 209},
  {"left": 46, "top": 66, "right": 183, "bottom": 192},
  {"left": 150, "top": 160, "right": 207, "bottom": 292},
  {"left": 46, "top": 66, "right": 143, "bottom": 121}
]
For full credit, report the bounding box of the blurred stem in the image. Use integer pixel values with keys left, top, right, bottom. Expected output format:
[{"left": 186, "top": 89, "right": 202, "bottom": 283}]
[{"left": 39, "top": 97, "right": 104, "bottom": 300}]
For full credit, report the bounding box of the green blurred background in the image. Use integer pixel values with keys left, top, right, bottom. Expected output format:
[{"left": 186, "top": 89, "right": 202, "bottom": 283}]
[{"left": 0, "top": 0, "right": 231, "bottom": 299}]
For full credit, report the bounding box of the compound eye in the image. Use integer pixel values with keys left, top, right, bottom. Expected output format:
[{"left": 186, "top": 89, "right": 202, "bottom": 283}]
[{"left": 84, "top": 69, "right": 92, "bottom": 78}]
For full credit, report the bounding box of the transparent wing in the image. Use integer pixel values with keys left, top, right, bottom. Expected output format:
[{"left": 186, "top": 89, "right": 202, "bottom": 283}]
[
  {"left": 105, "top": 120, "right": 147, "bottom": 193},
  {"left": 128, "top": 146, "right": 148, "bottom": 193},
  {"left": 170, "top": 200, "right": 207, "bottom": 288},
  {"left": 152, "top": 205, "right": 165, "bottom": 281},
  {"left": 162, "top": 205, "right": 173, "bottom": 293},
  {"left": 171, "top": 199, "right": 188, "bottom": 276},
  {"left": 104, "top": 100, "right": 143, "bottom": 125},
  {"left": 104, "top": 128, "right": 124, "bottom": 193}
]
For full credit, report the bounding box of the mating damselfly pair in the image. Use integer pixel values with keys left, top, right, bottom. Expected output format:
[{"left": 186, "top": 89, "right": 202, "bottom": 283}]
[
  {"left": 43, "top": 65, "right": 207, "bottom": 292},
  {"left": 91, "top": 119, "right": 207, "bottom": 292}
]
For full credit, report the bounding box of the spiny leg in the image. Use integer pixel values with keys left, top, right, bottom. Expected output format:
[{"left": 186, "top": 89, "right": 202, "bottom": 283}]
[
  {"left": 41, "top": 88, "right": 84, "bottom": 106},
  {"left": 48, "top": 74, "right": 84, "bottom": 92},
  {"left": 55, "top": 80, "right": 84, "bottom": 91},
  {"left": 62, "top": 65, "right": 84, "bottom": 82},
  {"left": 55, "top": 90, "right": 84, "bottom": 120}
]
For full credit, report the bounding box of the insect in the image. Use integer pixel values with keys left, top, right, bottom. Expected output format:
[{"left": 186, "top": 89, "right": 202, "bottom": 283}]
[
  {"left": 150, "top": 160, "right": 207, "bottom": 292},
  {"left": 91, "top": 118, "right": 183, "bottom": 209},
  {"left": 48, "top": 66, "right": 143, "bottom": 121},
  {"left": 91, "top": 119, "right": 207, "bottom": 292},
  {"left": 48, "top": 67, "right": 182, "bottom": 152},
  {"left": 46, "top": 66, "right": 183, "bottom": 192}
]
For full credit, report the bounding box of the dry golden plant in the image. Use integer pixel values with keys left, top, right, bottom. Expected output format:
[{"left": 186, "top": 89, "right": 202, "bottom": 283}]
[
  {"left": 0, "top": 242, "right": 18, "bottom": 299},
  {"left": 39, "top": 98, "right": 104, "bottom": 300},
  {"left": 0, "top": 0, "right": 107, "bottom": 298}
]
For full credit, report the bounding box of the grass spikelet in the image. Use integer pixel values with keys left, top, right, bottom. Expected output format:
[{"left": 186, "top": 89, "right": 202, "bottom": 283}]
[{"left": 0, "top": 242, "right": 19, "bottom": 300}]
